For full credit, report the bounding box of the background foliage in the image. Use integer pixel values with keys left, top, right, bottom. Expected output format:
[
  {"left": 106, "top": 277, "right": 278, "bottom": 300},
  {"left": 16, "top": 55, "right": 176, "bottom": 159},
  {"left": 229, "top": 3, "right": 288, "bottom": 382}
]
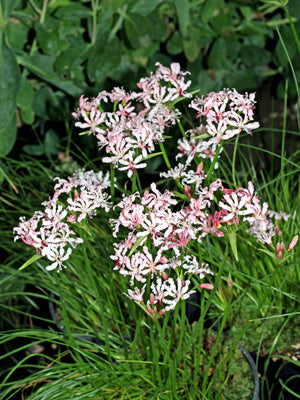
[{"left": 0, "top": 0, "right": 300, "bottom": 159}]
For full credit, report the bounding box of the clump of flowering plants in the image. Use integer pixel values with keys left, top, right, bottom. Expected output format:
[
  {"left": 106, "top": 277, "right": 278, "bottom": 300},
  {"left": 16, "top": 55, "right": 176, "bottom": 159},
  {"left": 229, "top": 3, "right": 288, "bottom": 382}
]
[{"left": 14, "top": 63, "right": 298, "bottom": 321}]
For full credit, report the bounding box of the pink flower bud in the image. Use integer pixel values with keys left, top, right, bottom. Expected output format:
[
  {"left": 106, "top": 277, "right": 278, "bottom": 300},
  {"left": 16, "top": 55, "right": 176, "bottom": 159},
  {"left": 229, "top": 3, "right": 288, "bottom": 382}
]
[
  {"left": 159, "top": 256, "right": 168, "bottom": 264},
  {"left": 150, "top": 293, "right": 155, "bottom": 305},
  {"left": 196, "top": 162, "right": 203, "bottom": 175},
  {"left": 146, "top": 304, "right": 153, "bottom": 314},
  {"left": 184, "top": 185, "right": 191, "bottom": 198},
  {"left": 153, "top": 305, "right": 157, "bottom": 314},
  {"left": 67, "top": 213, "right": 77, "bottom": 224},
  {"left": 278, "top": 251, "right": 282, "bottom": 259},
  {"left": 74, "top": 189, "right": 79, "bottom": 199},
  {"left": 182, "top": 280, "right": 186, "bottom": 287},
  {"left": 288, "top": 235, "right": 298, "bottom": 250},
  {"left": 276, "top": 242, "right": 284, "bottom": 253},
  {"left": 199, "top": 283, "right": 214, "bottom": 290},
  {"left": 162, "top": 271, "right": 168, "bottom": 281},
  {"left": 159, "top": 309, "right": 166, "bottom": 316}
]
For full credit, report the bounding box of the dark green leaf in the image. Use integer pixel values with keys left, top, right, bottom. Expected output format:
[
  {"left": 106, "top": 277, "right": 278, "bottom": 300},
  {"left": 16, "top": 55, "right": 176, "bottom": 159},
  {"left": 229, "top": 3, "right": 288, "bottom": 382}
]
[
  {"left": 210, "top": 11, "right": 232, "bottom": 36},
  {"left": 124, "top": 13, "right": 152, "bottom": 49},
  {"left": 183, "top": 29, "right": 200, "bottom": 62},
  {"left": 207, "top": 37, "right": 230, "bottom": 70},
  {"left": 45, "top": 129, "right": 61, "bottom": 158},
  {"left": 23, "top": 144, "right": 45, "bottom": 156},
  {"left": 20, "top": 107, "right": 34, "bottom": 125},
  {"left": 17, "top": 54, "right": 82, "bottom": 96},
  {"left": 201, "top": 0, "right": 225, "bottom": 23},
  {"left": 166, "top": 32, "right": 183, "bottom": 55},
  {"left": 174, "top": 0, "right": 190, "bottom": 38},
  {"left": 225, "top": 69, "right": 259, "bottom": 90},
  {"left": 5, "top": 17, "right": 29, "bottom": 51},
  {"left": 17, "top": 76, "right": 34, "bottom": 110},
  {"left": 240, "top": 46, "right": 271, "bottom": 67},
  {"left": 55, "top": 45, "right": 90, "bottom": 76},
  {"left": 35, "top": 20, "right": 63, "bottom": 56},
  {"left": 87, "top": 37, "right": 122, "bottom": 83},
  {"left": 54, "top": 4, "right": 92, "bottom": 20},
  {"left": 148, "top": 10, "right": 169, "bottom": 42},
  {"left": 129, "top": 0, "right": 160, "bottom": 16},
  {"left": 17, "top": 75, "right": 35, "bottom": 125},
  {"left": 0, "top": 33, "right": 20, "bottom": 157}
]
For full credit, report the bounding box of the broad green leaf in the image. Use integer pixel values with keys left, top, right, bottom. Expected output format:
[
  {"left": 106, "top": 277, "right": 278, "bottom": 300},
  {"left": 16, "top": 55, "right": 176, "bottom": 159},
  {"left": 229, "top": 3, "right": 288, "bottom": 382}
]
[
  {"left": 87, "top": 37, "right": 122, "bottom": 82},
  {"left": 17, "top": 53, "right": 82, "bottom": 96},
  {"left": 207, "top": 37, "right": 230, "bottom": 70},
  {"left": 54, "top": 4, "right": 92, "bottom": 20},
  {"left": 32, "top": 87, "right": 68, "bottom": 121},
  {"left": 129, "top": 0, "right": 160, "bottom": 16},
  {"left": 210, "top": 11, "right": 232, "bottom": 36},
  {"left": 45, "top": 129, "right": 61, "bottom": 158},
  {"left": 35, "top": 20, "right": 63, "bottom": 56},
  {"left": 225, "top": 69, "right": 259, "bottom": 90},
  {"left": 148, "top": 10, "right": 169, "bottom": 42},
  {"left": 0, "top": 33, "right": 20, "bottom": 157},
  {"left": 183, "top": 28, "right": 200, "bottom": 62},
  {"left": 201, "top": 0, "right": 225, "bottom": 23},
  {"left": 240, "top": 46, "right": 271, "bottom": 67},
  {"left": 20, "top": 107, "right": 34, "bottom": 125},
  {"left": 54, "top": 44, "right": 89, "bottom": 75},
  {"left": 166, "top": 31, "right": 182, "bottom": 55},
  {"left": 23, "top": 143, "right": 45, "bottom": 156},
  {"left": 5, "top": 16, "right": 30, "bottom": 51},
  {"left": 17, "top": 75, "right": 34, "bottom": 110},
  {"left": 174, "top": 0, "right": 190, "bottom": 38},
  {"left": 124, "top": 13, "right": 152, "bottom": 49}
]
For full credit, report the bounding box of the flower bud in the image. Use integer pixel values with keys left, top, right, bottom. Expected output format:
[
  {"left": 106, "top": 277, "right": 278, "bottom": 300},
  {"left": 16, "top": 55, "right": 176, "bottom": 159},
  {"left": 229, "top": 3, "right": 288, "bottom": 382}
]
[
  {"left": 184, "top": 185, "right": 192, "bottom": 198},
  {"left": 150, "top": 293, "right": 155, "bottom": 305},
  {"left": 146, "top": 304, "right": 153, "bottom": 314},
  {"left": 288, "top": 235, "right": 298, "bottom": 250},
  {"left": 199, "top": 283, "right": 214, "bottom": 290}
]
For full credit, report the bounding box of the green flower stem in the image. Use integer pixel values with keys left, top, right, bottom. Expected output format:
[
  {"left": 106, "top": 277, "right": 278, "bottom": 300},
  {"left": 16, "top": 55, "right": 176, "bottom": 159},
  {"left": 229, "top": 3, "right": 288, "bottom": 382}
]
[
  {"left": 91, "top": 0, "right": 100, "bottom": 45},
  {"left": 131, "top": 172, "right": 137, "bottom": 193},
  {"left": 110, "top": 164, "right": 115, "bottom": 201},
  {"left": 232, "top": 134, "right": 240, "bottom": 188},
  {"left": 176, "top": 118, "right": 188, "bottom": 140},
  {"left": 206, "top": 140, "right": 224, "bottom": 182},
  {"left": 159, "top": 142, "right": 172, "bottom": 170}
]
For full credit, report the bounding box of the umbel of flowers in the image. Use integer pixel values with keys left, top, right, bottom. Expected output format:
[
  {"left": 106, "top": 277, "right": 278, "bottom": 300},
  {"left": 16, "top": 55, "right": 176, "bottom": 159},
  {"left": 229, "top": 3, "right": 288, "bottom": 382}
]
[{"left": 14, "top": 63, "right": 298, "bottom": 320}]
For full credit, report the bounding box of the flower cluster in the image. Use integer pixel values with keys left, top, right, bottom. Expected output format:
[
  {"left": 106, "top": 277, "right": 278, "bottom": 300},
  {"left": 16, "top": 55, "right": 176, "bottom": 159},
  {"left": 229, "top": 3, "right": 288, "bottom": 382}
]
[
  {"left": 14, "top": 63, "right": 298, "bottom": 320},
  {"left": 72, "top": 62, "right": 192, "bottom": 178},
  {"left": 14, "top": 170, "right": 111, "bottom": 271},
  {"left": 109, "top": 177, "right": 282, "bottom": 317}
]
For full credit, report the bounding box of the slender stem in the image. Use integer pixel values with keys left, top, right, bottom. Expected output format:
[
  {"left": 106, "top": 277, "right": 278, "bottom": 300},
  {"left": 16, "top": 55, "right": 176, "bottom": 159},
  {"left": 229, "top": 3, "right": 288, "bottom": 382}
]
[
  {"left": 131, "top": 172, "right": 137, "bottom": 193},
  {"left": 110, "top": 164, "right": 115, "bottom": 202},
  {"left": 232, "top": 134, "right": 240, "bottom": 187},
  {"left": 40, "top": 0, "right": 48, "bottom": 24},
  {"left": 206, "top": 141, "right": 224, "bottom": 182},
  {"left": 159, "top": 142, "right": 172, "bottom": 170}
]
